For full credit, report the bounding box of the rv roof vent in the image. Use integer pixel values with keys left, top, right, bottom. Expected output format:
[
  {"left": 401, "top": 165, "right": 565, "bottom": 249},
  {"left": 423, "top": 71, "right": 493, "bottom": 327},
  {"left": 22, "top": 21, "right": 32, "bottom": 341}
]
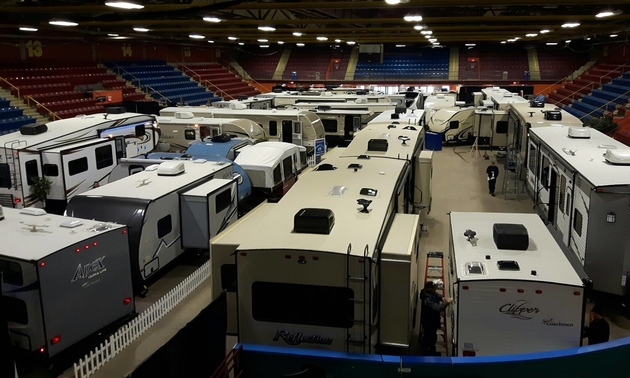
[
  {"left": 390, "top": 113, "right": 400, "bottom": 119},
  {"left": 497, "top": 260, "right": 520, "bottom": 271},
  {"left": 465, "top": 261, "right": 486, "bottom": 275},
  {"left": 604, "top": 149, "right": 630, "bottom": 165},
  {"left": 367, "top": 139, "right": 388, "bottom": 152},
  {"left": 174, "top": 111, "right": 195, "bottom": 119},
  {"left": 106, "top": 107, "right": 126, "bottom": 114},
  {"left": 568, "top": 126, "right": 591, "bottom": 139},
  {"left": 503, "top": 92, "right": 513, "bottom": 98},
  {"left": 20, "top": 123, "right": 48, "bottom": 135},
  {"left": 543, "top": 109, "right": 562, "bottom": 121},
  {"left": 60, "top": 219, "right": 84, "bottom": 228},
  {"left": 157, "top": 161, "right": 185, "bottom": 176},
  {"left": 294, "top": 208, "right": 335, "bottom": 235},
  {"left": 144, "top": 164, "right": 160, "bottom": 171},
  {"left": 315, "top": 163, "right": 337, "bottom": 171},
  {"left": 212, "top": 133, "right": 232, "bottom": 143},
  {"left": 20, "top": 208, "right": 47, "bottom": 216},
  {"left": 493, "top": 223, "right": 529, "bottom": 250},
  {"left": 229, "top": 102, "right": 247, "bottom": 110},
  {"left": 317, "top": 105, "right": 332, "bottom": 111},
  {"left": 328, "top": 186, "right": 347, "bottom": 197}
]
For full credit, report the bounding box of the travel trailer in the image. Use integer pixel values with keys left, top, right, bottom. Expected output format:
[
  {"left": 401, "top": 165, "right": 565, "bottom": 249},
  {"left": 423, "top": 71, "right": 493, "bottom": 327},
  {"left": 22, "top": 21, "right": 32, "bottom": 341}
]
[
  {"left": 235, "top": 155, "right": 420, "bottom": 354},
  {"left": 212, "top": 97, "right": 273, "bottom": 110},
  {"left": 0, "top": 111, "right": 157, "bottom": 212},
  {"left": 306, "top": 107, "right": 373, "bottom": 147},
  {"left": 285, "top": 100, "right": 396, "bottom": 117},
  {"left": 155, "top": 114, "right": 266, "bottom": 152},
  {"left": 65, "top": 160, "right": 237, "bottom": 294},
  {"left": 424, "top": 106, "right": 476, "bottom": 143},
  {"left": 159, "top": 106, "right": 325, "bottom": 156},
  {"left": 256, "top": 91, "right": 394, "bottom": 108},
  {"left": 0, "top": 207, "right": 134, "bottom": 358},
  {"left": 447, "top": 212, "right": 585, "bottom": 357},
  {"left": 481, "top": 87, "right": 530, "bottom": 110},
  {"left": 526, "top": 126, "right": 630, "bottom": 298},
  {"left": 184, "top": 136, "right": 253, "bottom": 161}
]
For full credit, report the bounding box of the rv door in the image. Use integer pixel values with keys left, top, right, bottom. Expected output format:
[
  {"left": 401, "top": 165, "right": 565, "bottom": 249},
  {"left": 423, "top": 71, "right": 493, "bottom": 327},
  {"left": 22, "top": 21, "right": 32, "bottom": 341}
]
[{"left": 18, "top": 151, "right": 41, "bottom": 207}]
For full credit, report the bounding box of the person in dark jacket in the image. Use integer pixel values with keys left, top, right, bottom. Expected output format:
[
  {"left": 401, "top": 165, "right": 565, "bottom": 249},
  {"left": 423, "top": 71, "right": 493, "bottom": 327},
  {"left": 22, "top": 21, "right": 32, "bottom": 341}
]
[
  {"left": 420, "top": 281, "right": 451, "bottom": 356},
  {"left": 583, "top": 305, "right": 610, "bottom": 345},
  {"left": 486, "top": 161, "right": 499, "bottom": 196}
]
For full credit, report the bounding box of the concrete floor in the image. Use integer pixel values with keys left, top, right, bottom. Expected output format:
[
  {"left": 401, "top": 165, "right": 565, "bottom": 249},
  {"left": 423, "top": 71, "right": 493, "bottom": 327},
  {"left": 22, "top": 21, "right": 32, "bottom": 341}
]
[{"left": 28, "top": 144, "right": 630, "bottom": 377}]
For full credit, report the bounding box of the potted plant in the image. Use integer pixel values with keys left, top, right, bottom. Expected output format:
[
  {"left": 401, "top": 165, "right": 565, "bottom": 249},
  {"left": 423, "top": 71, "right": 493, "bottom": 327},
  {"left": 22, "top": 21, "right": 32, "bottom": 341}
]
[{"left": 30, "top": 176, "right": 52, "bottom": 207}]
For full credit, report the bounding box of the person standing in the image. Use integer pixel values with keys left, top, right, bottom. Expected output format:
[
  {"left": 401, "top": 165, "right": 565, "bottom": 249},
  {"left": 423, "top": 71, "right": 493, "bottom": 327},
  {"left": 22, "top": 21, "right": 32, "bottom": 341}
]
[
  {"left": 486, "top": 161, "right": 499, "bottom": 196},
  {"left": 583, "top": 305, "right": 610, "bottom": 345},
  {"left": 420, "top": 281, "right": 451, "bottom": 356}
]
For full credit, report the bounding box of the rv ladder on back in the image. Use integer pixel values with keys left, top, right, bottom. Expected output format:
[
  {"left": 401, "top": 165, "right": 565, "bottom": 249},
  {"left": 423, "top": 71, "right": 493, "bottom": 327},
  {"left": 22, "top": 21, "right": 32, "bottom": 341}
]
[
  {"left": 345, "top": 243, "right": 368, "bottom": 353},
  {"left": 502, "top": 147, "right": 521, "bottom": 200},
  {"left": 4, "top": 140, "right": 26, "bottom": 192},
  {"left": 424, "top": 251, "right": 448, "bottom": 355}
]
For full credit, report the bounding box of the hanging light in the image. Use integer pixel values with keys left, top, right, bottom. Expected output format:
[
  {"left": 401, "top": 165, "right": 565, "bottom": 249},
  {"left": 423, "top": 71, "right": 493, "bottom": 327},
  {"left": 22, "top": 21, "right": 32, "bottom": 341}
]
[
  {"left": 19, "top": 27, "right": 38, "bottom": 32},
  {"left": 105, "top": 1, "right": 144, "bottom": 9},
  {"left": 49, "top": 19, "right": 78, "bottom": 27},
  {"left": 562, "top": 22, "right": 580, "bottom": 28},
  {"left": 293, "top": 32, "right": 304, "bottom": 37},
  {"left": 596, "top": 9, "right": 622, "bottom": 18},
  {"left": 316, "top": 36, "right": 328, "bottom": 41},
  {"left": 404, "top": 15, "right": 423, "bottom": 22},
  {"left": 258, "top": 26, "right": 276, "bottom": 32},
  {"left": 203, "top": 16, "right": 221, "bottom": 23}
]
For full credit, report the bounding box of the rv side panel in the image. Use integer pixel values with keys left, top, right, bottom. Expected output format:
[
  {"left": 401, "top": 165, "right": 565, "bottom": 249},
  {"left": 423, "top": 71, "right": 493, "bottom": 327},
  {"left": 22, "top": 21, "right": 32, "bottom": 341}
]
[
  {"left": 570, "top": 178, "right": 590, "bottom": 265},
  {"left": 59, "top": 139, "right": 117, "bottom": 201}
]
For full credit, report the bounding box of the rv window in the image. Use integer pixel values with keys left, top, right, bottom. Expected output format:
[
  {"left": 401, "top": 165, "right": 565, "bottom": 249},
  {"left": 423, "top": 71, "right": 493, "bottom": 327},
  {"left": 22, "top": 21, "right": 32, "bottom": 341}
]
[
  {"left": 559, "top": 175, "right": 566, "bottom": 214},
  {"left": 293, "top": 121, "right": 301, "bottom": 134},
  {"left": 157, "top": 214, "right": 172, "bottom": 239},
  {"left": 184, "top": 129, "right": 196, "bottom": 140},
  {"left": 496, "top": 121, "right": 508, "bottom": 134},
  {"left": 528, "top": 144, "right": 538, "bottom": 176},
  {"left": 566, "top": 193, "right": 571, "bottom": 214},
  {"left": 273, "top": 165, "right": 282, "bottom": 185},
  {"left": 449, "top": 121, "right": 460, "bottom": 130},
  {"left": 42, "top": 164, "right": 59, "bottom": 177},
  {"left": 0, "top": 259, "right": 23, "bottom": 286},
  {"left": 220, "top": 264, "right": 237, "bottom": 292},
  {"left": 573, "top": 209, "right": 583, "bottom": 237},
  {"left": 24, "top": 160, "right": 39, "bottom": 186},
  {"left": 0, "top": 163, "right": 11, "bottom": 189},
  {"left": 95, "top": 146, "right": 114, "bottom": 170},
  {"left": 282, "top": 120, "right": 293, "bottom": 134},
  {"left": 322, "top": 119, "right": 338, "bottom": 133},
  {"left": 269, "top": 121, "right": 278, "bottom": 136},
  {"left": 68, "top": 157, "right": 88, "bottom": 176},
  {"left": 1, "top": 296, "right": 28, "bottom": 325},
  {"left": 215, "top": 189, "right": 232, "bottom": 214},
  {"left": 282, "top": 156, "right": 294, "bottom": 179},
  {"left": 540, "top": 155, "right": 550, "bottom": 189},
  {"left": 252, "top": 282, "right": 354, "bottom": 328}
]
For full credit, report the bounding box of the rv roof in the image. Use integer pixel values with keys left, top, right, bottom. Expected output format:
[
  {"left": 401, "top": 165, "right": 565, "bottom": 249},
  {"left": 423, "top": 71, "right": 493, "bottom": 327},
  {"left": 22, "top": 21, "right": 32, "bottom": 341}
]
[
  {"left": 236, "top": 156, "right": 408, "bottom": 257},
  {"left": 186, "top": 138, "right": 252, "bottom": 158},
  {"left": 530, "top": 126, "right": 630, "bottom": 187},
  {"left": 234, "top": 141, "right": 303, "bottom": 169},
  {"left": 76, "top": 160, "right": 231, "bottom": 200},
  {"left": 0, "top": 113, "right": 151, "bottom": 149},
  {"left": 509, "top": 103, "right": 583, "bottom": 128},
  {"left": 368, "top": 109, "right": 425, "bottom": 126},
  {"left": 481, "top": 87, "right": 529, "bottom": 104},
  {"left": 340, "top": 121, "right": 423, "bottom": 160},
  {"left": 39, "top": 136, "right": 112, "bottom": 153},
  {"left": 311, "top": 109, "right": 373, "bottom": 116},
  {"left": 449, "top": 212, "right": 583, "bottom": 286},
  {"left": 160, "top": 106, "right": 313, "bottom": 117},
  {"left": 1, "top": 207, "right": 125, "bottom": 261},
  {"left": 156, "top": 116, "right": 258, "bottom": 127}
]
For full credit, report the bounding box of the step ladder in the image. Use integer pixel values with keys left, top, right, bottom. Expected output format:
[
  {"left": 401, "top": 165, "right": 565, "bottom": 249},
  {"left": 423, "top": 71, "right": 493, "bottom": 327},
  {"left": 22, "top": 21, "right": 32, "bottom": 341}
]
[
  {"left": 424, "top": 251, "right": 448, "bottom": 355},
  {"left": 345, "top": 243, "right": 368, "bottom": 353},
  {"left": 502, "top": 147, "right": 521, "bottom": 200}
]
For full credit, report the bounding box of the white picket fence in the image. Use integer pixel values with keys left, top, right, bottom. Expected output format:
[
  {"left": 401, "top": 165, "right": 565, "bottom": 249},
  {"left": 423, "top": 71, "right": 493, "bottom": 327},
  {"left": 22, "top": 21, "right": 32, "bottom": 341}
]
[{"left": 73, "top": 260, "right": 211, "bottom": 378}]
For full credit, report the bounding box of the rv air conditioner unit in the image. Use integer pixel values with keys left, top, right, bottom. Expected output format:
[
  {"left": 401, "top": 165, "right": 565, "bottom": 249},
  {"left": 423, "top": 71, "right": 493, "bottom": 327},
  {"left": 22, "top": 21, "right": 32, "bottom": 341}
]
[
  {"left": 106, "top": 107, "right": 126, "bottom": 114},
  {"left": 543, "top": 110, "right": 562, "bottom": 120},
  {"left": 492, "top": 223, "right": 529, "bottom": 250},
  {"left": 367, "top": 139, "right": 388, "bottom": 152},
  {"left": 174, "top": 111, "right": 195, "bottom": 119},
  {"left": 294, "top": 208, "right": 335, "bottom": 235},
  {"left": 604, "top": 149, "right": 630, "bottom": 165},
  {"left": 568, "top": 127, "right": 591, "bottom": 139},
  {"left": 157, "top": 161, "right": 186, "bottom": 176},
  {"left": 20, "top": 208, "right": 47, "bottom": 216},
  {"left": 229, "top": 102, "right": 247, "bottom": 110},
  {"left": 20, "top": 123, "right": 48, "bottom": 135}
]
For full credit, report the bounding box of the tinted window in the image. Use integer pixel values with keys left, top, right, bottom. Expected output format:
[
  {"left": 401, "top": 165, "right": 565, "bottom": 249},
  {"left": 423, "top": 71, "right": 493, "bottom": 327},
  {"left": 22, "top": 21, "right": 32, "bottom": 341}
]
[
  {"left": 282, "top": 120, "right": 294, "bottom": 134},
  {"left": 282, "top": 156, "right": 294, "bottom": 178},
  {"left": 269, "top": 121, "right": 278, "bottom": 136},
  {"left": 157, "top": 215, "right": 172, "bottom": 239},
  {"left": 0, "top": 259, "right": 23, "bottom": 286},
  {"left": 559, "top": 175, "right": 566, "bottom": 214},
  {"left": 540, "top": 155, "right": 550, "bottom": 189},
  {"left": 496, "top": 121, "right": 508, "bottom": 134},
  {"left": 566, "top": 193, "right": 571, "bottom": 214},
  {"left": 0, "top": 163, "right": 11, "bottom": 189},
  {"left": 25, "top": 160, "right": 39, "bottom": 185},
  {"left": 449, "top": 121, "right": 460, "bottom": 130},
  {"left": 95, "top": 146, "right": 114, "bottom": 170},
  {"left": 215, "top": 189, "right": 232, "bottom": 214},
  {"left": 2, "top": 296, "right": 28, "bottom": 325},
  {"left": 68, "top": 157, "right": 88, "bottom": 176},
  {"left": 573, "top": 209, "right": 583, "bottom": 237},
  {"left": 252, "top": 282, "right": 354, "bottom": 328},
  {"left": 273, "top": 165, "right": 282, "bottom": 184},
  {"left": 322, "top": 119, "right": 338, "bottom": 133},
  {"left": 528, "top": 144, "right": 538, "bottom": 176},
  {"left": 42, "top": 164, "right": 59, "bottom": 177},
  {"left": 184, "top": 129, "right": 196, "bottom": 140}
]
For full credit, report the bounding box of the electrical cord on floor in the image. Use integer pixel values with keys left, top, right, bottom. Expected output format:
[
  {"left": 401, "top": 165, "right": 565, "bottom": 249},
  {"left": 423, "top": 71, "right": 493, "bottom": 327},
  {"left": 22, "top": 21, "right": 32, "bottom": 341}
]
[{"left": 452, "top": 146, "right": 469, "bottom": 163}]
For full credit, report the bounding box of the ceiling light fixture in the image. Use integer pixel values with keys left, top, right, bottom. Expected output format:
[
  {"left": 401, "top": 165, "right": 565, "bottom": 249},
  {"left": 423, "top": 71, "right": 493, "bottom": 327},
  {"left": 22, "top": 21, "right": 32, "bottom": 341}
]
[
  {"left": 428, "top": 38, "right": 437, "bottom": 42},
  {"left": 278, "top": 41, "right": 285, "bottom": 45},
  {"left": 562, "top": 22, "right": 580, "bottom": 28},
  {"left": 421, "top": 30, "right": 433, "bottom": 35},
  {"left": 414, "top": 25, "right": 425, "bottom": 31},
  {"left": 546, "top": 42, "right": 558, "bottom": 45},
  {"left": 347, "top": 41, "right": 356, "bottom": 45},
  {"left": 501, "top": 41, "right": 506, "bottom": 44},
  {"left": 404, "top": 15, "right": 423, "bottom": 22},
  {"left": 260, "top": 45, "right": 269, "bottom": 48},
  {"left": 596, "top": 9, "right": 622, "bottom": 18},
  {"left": 107, "top": 33, "right": 119, "bottom": 37},
  {"left": 296, "top": 43, "right": 305, "bottom": 47},
  {"left": 526, "top": 33, "right": 538, "bottom": 37},
  {"left": 208, "top": 40, "right": 215, "bottom": 43},
  {"left": 316, "top": 36, "right": 328, "bottom": 41},
  {"left": 257, "top": 39, "right": 268, "bottom": 42},
  {"left": 258, "top": 26, "right": 276, "bottom": 32},
  {"left": 540, "top": 29, "right": 551, "bottom": 34},
  {"left": 238, "top": 42, "right": 244, "bottom": 45},
  {"left": 228, "top": 36, "right": 238, "bottom": 40},
  {"left": 610, "top": 34, "right": 619, "bottom": 37},
  {"left": 49, "top": 20, "right": 78, "bottom": 27},
  {"left": 189, "top": 34, "right": 205, "bottom": 39},
  {"left": 203, "top": 16, "right": 221, "bottom": 23},
  {"left": 396, "top": 44, "right": 406, "bottom": 47},
  {"left": 334, "top": 39, "right": 341, "bottom": 43},
  {"left": 105, "top": 1, "right": 144, "bottom": 9},
  {"left": 19, "top": 27, "right": 38, "bottom": 32},
  {"left": 424, "top": 35, "right": 432, "bottom": 39},
  {"left": 465, "top": 43, "right": 476, "bottom": 47},
  {"left": 432, "top": 42, "right": 440, "bottom": 45},
  {"left": 565, "top": 40, "right": 571, "bottom": 43},
  {"left": 293, "top": 32, "right": 303, "bottom": 37},
  {"left": 133, "top": 27, "right": 149, "bottom": 32}
]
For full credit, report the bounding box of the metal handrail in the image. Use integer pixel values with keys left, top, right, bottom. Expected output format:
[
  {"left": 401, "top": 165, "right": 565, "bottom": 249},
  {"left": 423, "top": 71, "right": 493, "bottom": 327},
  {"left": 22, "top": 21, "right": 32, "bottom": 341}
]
[
  {"left": 202, "top": 79, "right": 235, "bottom": 100},
  {"left": 555, "top": 81, "right": 596, "bottom": 105},
  {"left": 25, "top": 95, "right": 61, "bottom": 120},
  {"left": 552, "top": 61, "right": 630, "bottom": 106},
  {"left": 143, "top": 84, "right": 172, "bottom": 105},
  {"left": 110, "top": 63, "right": 143, "bottom": 90},
  {"left": 577, "top": 88, "right": 630, "bottom": 121},
  {"left": 597, "top": 61, "right": 630, "bottom": 86},
  {"left": 177, "top": 63, "right": 203, "bottom": 83},
  {"left": 0, "top": 77, "right": 21, "bottom": 100}
]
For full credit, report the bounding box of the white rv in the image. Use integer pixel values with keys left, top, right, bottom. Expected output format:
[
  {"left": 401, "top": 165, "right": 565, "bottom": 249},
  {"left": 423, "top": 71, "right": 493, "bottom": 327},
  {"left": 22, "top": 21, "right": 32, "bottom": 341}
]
[
  {"left": 526, "top": 126, "right": 630, "bottom": 298},
  {"left": 65, "top": 160, "right": 238, "bottom": 294},
  {"left": 235, "top": 155, "right": 420, "bottom": 354},
  {"left": 307, "top": 107, "right": 373, "bottom": 147},
  {"left": 447, "top": 212, "right": 585, "bottom": 357},
  {"left": 159, "top": 106, "right": 325, "bottom": 155},
  {"left": 481, "top": 87, "right": 530, "bottom": 110},
  {"left": 425, "top": 106, "right": 476, "bottom": 143},
  {"left": 0, "top": 207, "right": 134, "bottom": 358},
  {"left": 212, "top": 97, "right": 274, "bottom": 110},
  {"left": 155, "top": 114, "right": 266, "bottom": 152},
  {"left": 256, "top": 91, "right": 394, "bottom": 108},
  {"left": 286, "top": 100, "right": 396, "bottom": 117},
  {"left": 0, "top": 111, "right": 157, "bottom": 212}
]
